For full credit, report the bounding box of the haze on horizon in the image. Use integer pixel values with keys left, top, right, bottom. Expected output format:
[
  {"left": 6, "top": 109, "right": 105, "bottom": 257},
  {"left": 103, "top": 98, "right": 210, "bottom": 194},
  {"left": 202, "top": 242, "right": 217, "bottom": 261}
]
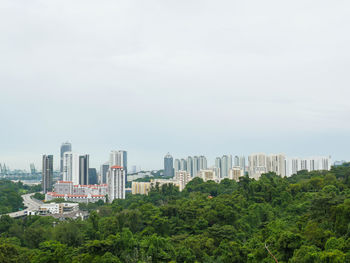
[{"left": 1, "top": 0, "right": 350, "bottom": 171}]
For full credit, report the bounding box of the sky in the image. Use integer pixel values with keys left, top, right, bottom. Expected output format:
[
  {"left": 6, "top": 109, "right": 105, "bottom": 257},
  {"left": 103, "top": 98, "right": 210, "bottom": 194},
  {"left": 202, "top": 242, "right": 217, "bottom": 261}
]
[{"left": 1, "top": 0, "right": 350, "bottom": 171}]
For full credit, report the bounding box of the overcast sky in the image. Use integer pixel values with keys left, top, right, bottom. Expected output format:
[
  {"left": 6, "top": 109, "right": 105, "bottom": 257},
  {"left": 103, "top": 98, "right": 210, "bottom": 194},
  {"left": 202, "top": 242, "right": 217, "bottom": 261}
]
[{"left": 1, "top": 0, "right": 350, "bottom": 171}]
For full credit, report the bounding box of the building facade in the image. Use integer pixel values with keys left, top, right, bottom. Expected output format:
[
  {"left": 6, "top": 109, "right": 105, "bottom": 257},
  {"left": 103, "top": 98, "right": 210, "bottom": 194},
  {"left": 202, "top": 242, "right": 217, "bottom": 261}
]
[
  {"left": 248, "top": 153, "right": 268, "bottom": 180},
  {"left": 63, "top": 152, "right": 89, "bottom": 185},
  {"left": 164, "top": 153, "right": 174, "bottom": 177},
  {"left": 174, "top": 159, "right": 181, "bottom": 173},
  {"left": 107, "top": 166, "right": 126, "bottom": 202},
  {"left": 63, "top": 152, "right": 80, "bottom": 184},
  {"left": 285, "top": 156, "right": 332, "bottom": 177},
  {"left": 186, "top": 156, "right": 193, "bottom": 176},
  {"left": 110, "top": 150, "right": 128, "bottom": 182},
  {"left": 132, "top": 182, "right": 152, "bottom": 195},
  {"left": 234, "top": 155, "right": 246, "bottom": 174},
  {"left": 79, "top": 155, "right": 89, "bottom": 185},
  {"left": 88, "top": 168, "right": 98, "bottom": 185},
  {"left": 266, "top": 154, "right": 286, "bottom": 177},
  {"left": 175, "top": 170, "right": 192, "bottom": 191},
  {"left": 100, "top": 162, "right": 109, "bottom": 184},
  {"left": 42, "top": 155, "right": 53, "bottom": 193},
  {"left": 198, "top": 169, "right": 218, "bottom": 182},
  {"left": 60, "top": 142, "right": 72, "bottom": 177},
  {"left": 229, "top": 167, "right": 244, "bottom": 181}
]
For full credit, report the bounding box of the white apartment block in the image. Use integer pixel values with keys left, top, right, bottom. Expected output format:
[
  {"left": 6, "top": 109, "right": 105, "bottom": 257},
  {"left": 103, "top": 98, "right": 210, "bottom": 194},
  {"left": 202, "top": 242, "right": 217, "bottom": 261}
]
[
  {"left": 248, "top": 153, "right": 286, "bottom": 179},
  {"left": 63, "top": 152, "right": 80, "bottom": 184},
  {"left": 267, "top": 154, "right": 286, "bottom": 177},
  {"left": 175, "top": 170, "right": 192, "bottom": 191},
  {"left": 285, "top": 156, "right": 332, "bottom": 177},
  {"left": 107, "top": 166, "right": 126, "bottom": 202},
  {"left": 229, "top": 166, "right": 244, "bottom": 181},
  {"left": 174, "top": 159, "right": 181, "bottom": 173},
  {"left": 248, "top": 153, "right": 268, "bottom": 180}
]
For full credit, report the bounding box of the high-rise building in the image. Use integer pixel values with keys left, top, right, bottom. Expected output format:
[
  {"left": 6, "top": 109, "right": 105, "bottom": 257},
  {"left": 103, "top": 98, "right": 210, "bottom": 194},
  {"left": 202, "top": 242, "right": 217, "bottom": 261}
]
[
  {"left": 285, "top": 156, "right": 331, "bottom": 177},
  {"left": 88, "top": 168, "right": 98, "bottom": 185},
  {"left": 110, "top": 150, "right": 128, "bottom": 182},
  {"left": 186, "top": 156, "right": 193, "bottom": 177},
  {"left": 79, "top": 155, "right": 89, "bottom": 185},
  {"left": 221, "top": 155, "right": 232, "bottom": 178},
  {"left": 199, "top": 156, "right": 208, "bottom": 170},
  {"left": 60, "top": 142, "right": 72, "bottom": 177},
  {"left": 63, "top": 152, "right": 90, "bottom": 185},
  {"left": 174, "top": 159, "right": 181, "bottom": 173},
  {"left": 63, "top": 152, "right": 80, "bottom": 184},
  {"left": 215, "top": 157, "right": 222, "bottom": 178},
  {"left": 42, "top": 155, "right": 53, "bottom": 193},
  {"left": 192, "top": 156, "right": 199, "bottom": 177},
  {"left": 248, "top": 153, "right": 268, "bottom": 180},
  {"left": 234, "top": 155, "right": 246, "bottom": 174},
  {"left": 107, "top": 165, "right": 125, "bottom": 202},
  {"left": 266, "top": 154, "right": 286, "bottom": 177},
  {"left": 285, "top": 158, "right": 300, "bottom": 177},
  {"left": 100, "top": 162, "right": 109, "bottom": 184},
  {"left": 164, "top": 153, "right": 174, "bottom": 177},
  {"left": 180, "top": 159, "right": 187, "bottom": 171}
]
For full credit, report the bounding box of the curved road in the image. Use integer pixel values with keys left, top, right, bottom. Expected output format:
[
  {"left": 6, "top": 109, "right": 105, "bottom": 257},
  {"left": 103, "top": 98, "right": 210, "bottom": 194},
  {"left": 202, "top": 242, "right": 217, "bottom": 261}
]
[{"left": 2, "top": 193, "right": 43, "bottom": 218}]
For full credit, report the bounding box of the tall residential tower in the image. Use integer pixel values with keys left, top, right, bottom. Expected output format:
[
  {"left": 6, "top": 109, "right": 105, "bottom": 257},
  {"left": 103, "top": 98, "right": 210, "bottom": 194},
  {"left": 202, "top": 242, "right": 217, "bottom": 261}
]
[
  {"left": 164, "top": 153, "right": 174, "bottom": 177},
  {"left": 42, "top": 155, "right": 53, "bottom": 193},
  {"left": 110, "top": 150, "right": 128, "bottom": 182},
  {"left": 107, "top": 165, "right": 126, "bottom": 202},
  {"left": 60, "top": 142, "right": 72, "bottom": 177}
]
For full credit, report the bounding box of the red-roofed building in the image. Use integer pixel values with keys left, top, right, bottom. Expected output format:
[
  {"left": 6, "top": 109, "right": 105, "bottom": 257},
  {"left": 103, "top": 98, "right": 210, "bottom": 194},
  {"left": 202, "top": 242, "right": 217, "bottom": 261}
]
[{"left": 49, "top": 181, "right": 108, "bottom": 203}]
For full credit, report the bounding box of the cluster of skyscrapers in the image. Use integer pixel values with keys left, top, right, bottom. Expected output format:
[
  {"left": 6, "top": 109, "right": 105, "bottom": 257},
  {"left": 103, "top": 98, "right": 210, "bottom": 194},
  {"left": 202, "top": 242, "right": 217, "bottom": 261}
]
[
  {"left": 41, "top": 142, "right": 127, "bottom": 203},
  {"left": 164, "top": 153, "right": 332, "bottom": 183},
  {"left": 164, "top": 153, "right": 246, "bottom": 180}
]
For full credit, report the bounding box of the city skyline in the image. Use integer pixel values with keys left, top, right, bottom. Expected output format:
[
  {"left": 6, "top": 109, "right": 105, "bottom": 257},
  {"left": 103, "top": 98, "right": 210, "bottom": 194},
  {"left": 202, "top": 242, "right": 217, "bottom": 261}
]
[{"left": 0, "top": 147, "right": 339, "bottom": 172}]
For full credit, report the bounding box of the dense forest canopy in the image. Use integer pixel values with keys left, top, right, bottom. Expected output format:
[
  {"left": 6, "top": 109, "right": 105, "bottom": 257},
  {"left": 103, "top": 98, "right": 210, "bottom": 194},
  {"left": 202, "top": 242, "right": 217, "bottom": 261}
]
[
  {"left": 0, "top": 180, "right": 25, "bottom": 214},
  {"left": 0, "top": 180, "right": 41, "bottom": 215},
  {"left": 1, "top": 164, "right": 350, "bottom": 262}
]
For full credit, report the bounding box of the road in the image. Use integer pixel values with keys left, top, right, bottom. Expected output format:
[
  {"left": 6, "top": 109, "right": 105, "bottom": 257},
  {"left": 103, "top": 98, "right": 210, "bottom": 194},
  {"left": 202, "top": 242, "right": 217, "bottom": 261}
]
[{"left": 2, "top": 193, "right": 43, "bottom": 218}]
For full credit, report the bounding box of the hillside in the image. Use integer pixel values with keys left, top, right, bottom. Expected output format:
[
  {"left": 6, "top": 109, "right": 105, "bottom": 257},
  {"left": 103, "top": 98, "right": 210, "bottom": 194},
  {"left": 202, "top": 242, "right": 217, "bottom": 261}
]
[{"left": 1, "top": 165, "right": 350, "bottom": 262}]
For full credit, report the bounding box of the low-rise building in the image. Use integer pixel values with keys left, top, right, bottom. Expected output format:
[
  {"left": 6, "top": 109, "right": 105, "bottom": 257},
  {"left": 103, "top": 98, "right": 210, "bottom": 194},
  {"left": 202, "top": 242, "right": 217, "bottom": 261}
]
[
  {"left": 45, "top": 181, "right": 108, "bottom": 203},
  {"left": 150, "top": 179, "right": 180, "bottom": 189},
  {"left": 132, "top": 182, "right": 151, "bottom": 195},
  {"left": 45, "top": 192, "right": 106, "bottom": 203},
  {"left": 38, "top": 202, "right": 79, "bottom": 215}
]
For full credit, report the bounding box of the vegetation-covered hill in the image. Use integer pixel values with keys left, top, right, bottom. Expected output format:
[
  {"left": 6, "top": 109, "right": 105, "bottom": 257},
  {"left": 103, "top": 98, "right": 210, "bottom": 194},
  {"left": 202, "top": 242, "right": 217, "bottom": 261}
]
[
  {"left": 0, "top": 179, "right": 42, "bottom": 215},
  {"left": 0, "top": 180, "right": 25, "bottom": 214},
  {"left": 1, "top": 164, "right": 350, "bottom": 262}
]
